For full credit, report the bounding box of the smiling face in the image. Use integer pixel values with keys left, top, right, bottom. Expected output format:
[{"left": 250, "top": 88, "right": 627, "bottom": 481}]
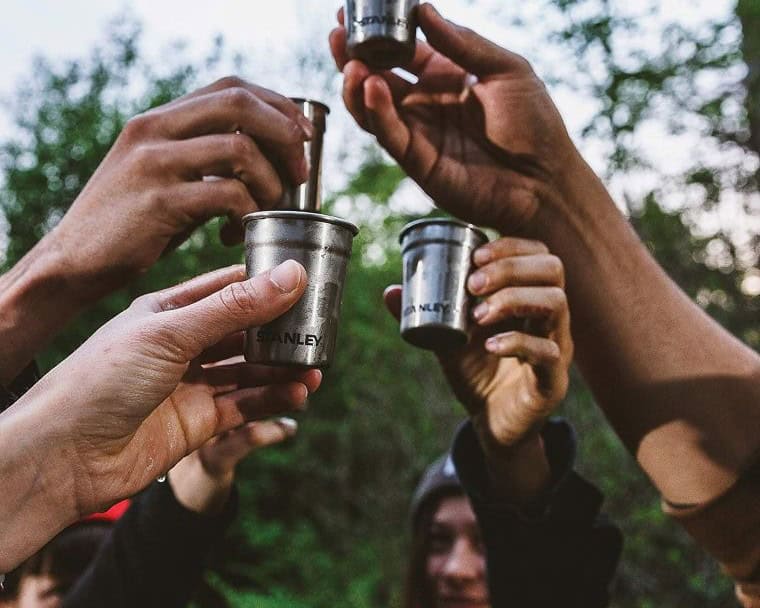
[{"left": 426, "top": 495, "right": 489, "bottom": 608}]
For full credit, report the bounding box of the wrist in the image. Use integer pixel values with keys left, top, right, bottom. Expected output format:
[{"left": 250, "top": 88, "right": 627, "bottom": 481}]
[
  {"left": 474, "top": 422, "right": 552, "bottom": 506},
  {"left": 168, "top": 456, "right": 234, "bottom": 516},
  {"left": 0, "top": 234, "right": 96, "bottom": 384},
  {"left": 0, "top": 387, "right": 80, "bottom": 570}
]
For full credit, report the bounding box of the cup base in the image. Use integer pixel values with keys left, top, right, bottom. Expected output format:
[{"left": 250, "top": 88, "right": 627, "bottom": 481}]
[
  {"left": 349, "top": 37, "right": 414, "bottom": 69},
  {"left": 402, "top": 325, "right": 468, "bottom": 351}
]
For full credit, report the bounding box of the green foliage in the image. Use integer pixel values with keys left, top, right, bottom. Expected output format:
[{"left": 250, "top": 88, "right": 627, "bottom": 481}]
[{"left": 1, "top": 7, "right": 758, "bottom": 608}]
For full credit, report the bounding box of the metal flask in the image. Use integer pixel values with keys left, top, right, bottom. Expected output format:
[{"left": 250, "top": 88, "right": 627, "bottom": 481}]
[
  {"left": 244, "top": 211, "right": 359, "bottom": 368},
  {"left": 280, "top": 99, "right": 329, "bottom": 212},
  {"left": 399, "top": 218, "right": 488, "bottom": 351},
  {"left": 345, "top": 0, "right": 419, "bottom": 69}
]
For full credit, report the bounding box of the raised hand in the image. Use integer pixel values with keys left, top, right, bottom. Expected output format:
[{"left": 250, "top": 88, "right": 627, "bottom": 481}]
[
  {"left": 385, "top": 237, "right": 571, "bottom": 502},
  {"left": 330, "top": 4, "right": 578, "bottom": 233}
]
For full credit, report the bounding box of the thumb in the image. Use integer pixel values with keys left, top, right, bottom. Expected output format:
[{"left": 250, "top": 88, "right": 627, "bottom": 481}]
[
  {"left": 161, "top": 260, "right": 307, "bottom": 361},
  {"left": 383, "top": 285, "right": 403, "bottom": 321},
  {"left": 418, "top": 3, "right": 533, "bottom": 78}
]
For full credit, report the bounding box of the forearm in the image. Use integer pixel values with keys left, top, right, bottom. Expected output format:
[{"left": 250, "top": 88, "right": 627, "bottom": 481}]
[
  {"left": 519, "top": 151, "right": 760, "bottom": 504},
  {"left": 0, "top": 233, "right": 97, "bottom": 385},
  {"left": 0, "top": 392, "right": 79, "bottom": 571}
]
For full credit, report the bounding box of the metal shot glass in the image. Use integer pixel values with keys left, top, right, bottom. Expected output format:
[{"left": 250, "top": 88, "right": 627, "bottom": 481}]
[
  {"left": 345, "top": 0, "right": 419, "bottom": 69},
  {"left": 244, "top": 211, "right": 359, "bottom": 368},
  {"left": 399, "top": 219, "right": 489, "bottom": 351},
  {"left": 280, "top": 99, "right": 329, "bottom": 212}
]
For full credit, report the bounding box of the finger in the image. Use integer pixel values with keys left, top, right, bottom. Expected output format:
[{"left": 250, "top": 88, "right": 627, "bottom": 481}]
[
  {"left": 418, "top": 3, "right": 533, "bottom": 78},
  {"left": 150, "top": 77, "right": 315, "bottom": 137},
  {"left": 383, "top": 285, "right": 402, "bottom": 321},
  {"left": 472, "top": 286, "right": 567, "bottom": 328},
  {"left": 156, "top": 259, "right": 307, "bottom": 360},
  {"left": 206, "top": 418, "right": 299, "bottom": 465},
  {"left": 329, "top": 26, "right": 351, "bottom": 70},
  {"left": 343, "top": 60, "right": 373, "bottom": 131},
  {"left": 147, "top": 88, "right": 309, "bottom": 185},
  {"left": 337, "top": 6, "right": 344, "bottom": 26},
  {"left": 145, "top": 265, "right": 247, "bottom": 313},
  {"left": 167, "top": 134, "right": 285, "bottom": 206},
  {"left": 213, "top": 382, "right": 309, "bottom": 434},
  {"left": 484, "top": 331, "right": 566, "bottom": 398},
  {"left": 162, "top": 180, "right": 260, "bottom": 237},
  {"left": 473, "top": 238, "right": 549, "bottom": 267},
  {"left": 468, "top": 254, "right": 565, "bottom": 296},
  {"left": 364, "top": 75, "right": 413, "bottom": 161},
  {"left": 205, "top": 363, "right": 322, "bottom": 393}
]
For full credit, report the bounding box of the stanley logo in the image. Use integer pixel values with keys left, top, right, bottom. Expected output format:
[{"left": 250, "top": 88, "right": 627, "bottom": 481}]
[
  {"left": 354, "top": 15, "right": 409, "bottom": 28},
  {"left": 403, "top": 302, "right": 452, "bottom": 317},
  {"left": 257, "top": 330, "right": 323, "bottom": 347}
]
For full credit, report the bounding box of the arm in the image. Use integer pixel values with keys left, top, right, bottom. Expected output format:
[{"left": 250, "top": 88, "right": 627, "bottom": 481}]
[
  {"left": 62, "top": 419, "right": 298, "bottom": 608},
  {"left": 0, "top": 262, "right": 321, "bottom": 571},
  {"left": 333, "top": 4, "right": 760, "bottom": 599},
  {"left": 0, "top": 77, "right": 312, "bottom": 386},
  {"left": 452, "top": 419, "right": 622, "bottom": 608},
  {"left": 62, "top": 481, "right": 237, "bottom": 608}
]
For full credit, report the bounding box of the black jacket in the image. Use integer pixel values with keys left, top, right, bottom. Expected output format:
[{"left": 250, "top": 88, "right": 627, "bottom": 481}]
[{"left": 451, "top": 420, "right": 623, "bottom": 608}]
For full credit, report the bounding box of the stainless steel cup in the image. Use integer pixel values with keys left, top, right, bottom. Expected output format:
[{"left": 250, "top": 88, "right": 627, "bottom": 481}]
[
  {"left": 280, "top": 99, "right": 329, "bottom": 212},
  {"left": 244, "top": 211, "right": 359, "bottom": 367},
  {"left": 399, "top": 219, "right": 488, "bottom": 351},
  {"left": 345, "top": 0, "right": 419, "bottom": 69}
]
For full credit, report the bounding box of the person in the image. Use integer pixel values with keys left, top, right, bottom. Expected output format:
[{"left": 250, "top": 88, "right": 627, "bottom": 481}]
[
  {"left": 329, "top": 4, "right": 760, "bottom": 605},
  {"left": 0, "top": 261, "right": 321, "bottom": 572},
  {"left": 386, "top": 237, "right": 622, "bottom": 607},
  {"left": 0, "top": 77, "right": 321, "bottom": 570},
  {"left": 0, "top": 417, "right": 298, "bottom": 608},
  {"left": 0, "top": 76, "right": 313, "bottom": 391}
]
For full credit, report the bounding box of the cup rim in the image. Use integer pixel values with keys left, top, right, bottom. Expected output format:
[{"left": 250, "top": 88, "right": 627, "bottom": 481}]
[
  {"left": 399, "top": 217, "right": 488, "bottom": 244},
  {"left": 289, "top": 98, "right": 331, "bottom": 114},
  {"left": 243, "top": 210, "right": 359, "bottom": 235}
]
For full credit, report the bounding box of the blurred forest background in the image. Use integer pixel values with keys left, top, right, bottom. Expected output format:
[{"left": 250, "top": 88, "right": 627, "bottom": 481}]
[{"left": 1, "top": 0, "right": 758, "bottom": 606}]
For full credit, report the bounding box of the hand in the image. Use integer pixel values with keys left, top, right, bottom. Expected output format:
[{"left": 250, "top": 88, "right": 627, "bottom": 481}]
[
  {"left": 169, "top": 416, "right": 299, "bottom": 515},
  {"left": 385, "top": 237, "right": 572, "bottom": 502},
  {"left": 330, "top": 4, "right": 578, "bottom": 232},
  {"left": 50, "top": 77, "right": 313, "bottom": 298},
  {"left": 17, "top": 260, "right": 320, "bottom": 518}
]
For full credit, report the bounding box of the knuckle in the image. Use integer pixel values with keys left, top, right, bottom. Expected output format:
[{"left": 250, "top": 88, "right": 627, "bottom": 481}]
[
  {"left": 224, "top": 86, "right": 257, "bottom": 113},
  {"left": 215, "top": 75, "right": 248, "bottom": 91},
  {"left": 228, "top": 132, "right": 256, "bottom": 159},
  {"left": 219, "top": 280, "right": 263, "bottom": 316},
  {"left": 546, "top": 287, "right": 567, "bottom": 311},
  {"left": 123, "top": 112, "right": 156, "bottom": 141},
  {"left": 545, "top": 255, "right": 565, "bottom": 285}
]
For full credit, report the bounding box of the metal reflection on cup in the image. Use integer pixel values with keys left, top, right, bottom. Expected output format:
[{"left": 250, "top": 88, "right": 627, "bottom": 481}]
[
  {"left": 280, "top": 98, "right": 329, "bottom": 212},
  {"left": 244, "top": 211, "right": 358, "bottom": 368},
  {"left": 345, "top": 0, "right": 419, "bottom": 69},
  {"left": 399, "top": 218, "right": 489, "bottom": 351}
]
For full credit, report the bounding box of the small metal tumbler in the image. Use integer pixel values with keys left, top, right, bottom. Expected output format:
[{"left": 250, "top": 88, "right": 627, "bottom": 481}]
[
  {"left": 399, "top": 218, "right": 488, "bottom": 351},
  {"left": 280, "top": 99, "right": 329, "bottom": 212},
  {"left": 345, "top": 0, "right": 419, "bottom": 69},
  {"left": 244, "top": 211, "right": 359, "bottom": 368}
]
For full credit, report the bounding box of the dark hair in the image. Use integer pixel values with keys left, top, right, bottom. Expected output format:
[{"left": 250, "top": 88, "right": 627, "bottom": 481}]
[
  {"left": 1, "top": 523, "right": 110, "bottom": 599},
  {"left": 402, "top": 487, "right": 464, "bottom": 608}
]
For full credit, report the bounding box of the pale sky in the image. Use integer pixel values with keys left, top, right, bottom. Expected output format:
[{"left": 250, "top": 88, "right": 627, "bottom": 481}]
[{"left": 2, "top": 0, "right": 755, "bottom": 262}]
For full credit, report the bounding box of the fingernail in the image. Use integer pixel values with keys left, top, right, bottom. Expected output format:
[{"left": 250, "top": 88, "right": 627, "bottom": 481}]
[
  {"left": 473, "top": 248, "right": 491, "bottom": 265},
  {"left": 299, "top": 155, "right": 311, "bottom": 183},
  {"left": 277, "top": 417, "right": 298, "bottom": 435},
  {"left": 468, "top": 272, "right": 487, "bottom": 294},
  {"left": 485, "top": 337, "right": 500, "bottom": 351},
  {"left": 269, "top": 260, "right": 303, "bottom": 293},
  {"left": 472, "top": 302, "right": 489, "bottom": 321},
  {"left": 297, "top": 114, "right": 314, "bottom": 139}
]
